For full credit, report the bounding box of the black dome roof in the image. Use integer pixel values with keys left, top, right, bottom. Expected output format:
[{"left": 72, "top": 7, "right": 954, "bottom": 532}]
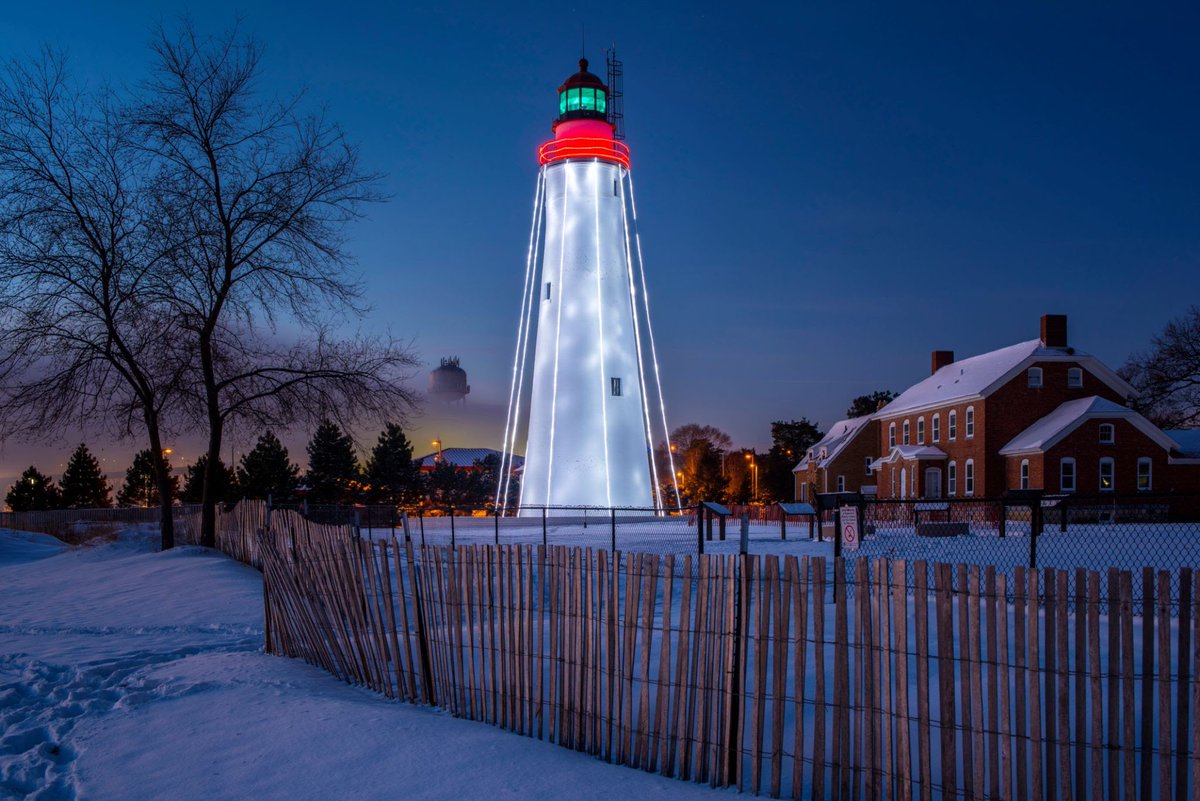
[{"left": 558, "top": 58, "right": 607, "bottom": 92}]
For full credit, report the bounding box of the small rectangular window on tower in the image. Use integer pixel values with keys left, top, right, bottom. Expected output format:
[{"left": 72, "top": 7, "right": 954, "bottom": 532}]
[
  {"left": 613, "top": 179, "right": 619, "bottom": 196},
  {"left": 545, "top": 282, "right": 551, "bottom": 301},
  {"left": 610, "top": 377, "right": 622, "bottom": 397}
]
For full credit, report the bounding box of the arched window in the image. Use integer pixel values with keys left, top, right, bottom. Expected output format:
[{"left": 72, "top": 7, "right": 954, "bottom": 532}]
[
  {"left": 948, "top": 410, "right": 958, "bottom": 441},
  {"left": 903, "top": 420, "right": 910, "bottom": 445},
  {"left": 948, "top": 461, "right": 957, "bottom": 496},
  {"left": 965, "top": 459, "right": 975, "bottom": 496},
  {"left": 1099, "top": 457, "right": 1115, "bottom": 492},
  {"left": 932, "top": 414, "right": 941, "bottom": 443},
  {"left": 965, "top": 407, "right": 975, "bottom": 439},
  {"left": 1137, "top": 458, "right": 1152, "bottom": 492},
  {"left": 889, "top": 423, "right": 896, "bottom": 449},
  {"left": 1020, "top": 459, "right": 1030, "bottom": 490},
  {"left": 1060, "top": 458, "right": 1076, "bottom": 492},
  {"left": 917, "top": 417, "right": 926, "bottom": 444}
]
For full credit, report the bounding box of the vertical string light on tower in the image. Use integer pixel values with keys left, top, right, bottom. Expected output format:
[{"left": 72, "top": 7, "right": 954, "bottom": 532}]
[{"left": 497, "top": 51, "right": 680, "bottom": 514}]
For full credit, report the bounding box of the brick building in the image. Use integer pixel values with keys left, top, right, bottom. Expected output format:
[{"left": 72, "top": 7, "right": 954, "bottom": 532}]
[
  {"left": 792, "top": 416, "right": 879, "bottom": 502},
  {"left": 868, "top": 315, "right": 1200, "bottom": 498}
]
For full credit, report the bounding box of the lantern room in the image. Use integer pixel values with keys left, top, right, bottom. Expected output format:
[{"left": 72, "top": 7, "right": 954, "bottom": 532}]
[{"left": 556, "top": 58, "right": 608, "bottom": 123}]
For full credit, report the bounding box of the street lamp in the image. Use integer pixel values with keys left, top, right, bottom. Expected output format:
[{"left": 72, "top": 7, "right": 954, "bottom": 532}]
[{"left": 744, "top": 453, "right": 758, "bottom": 502}]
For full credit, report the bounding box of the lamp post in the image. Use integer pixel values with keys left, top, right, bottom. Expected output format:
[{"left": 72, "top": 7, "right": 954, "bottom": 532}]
[{"left": 745, "top": 452, "right": 758, "bottom": 502}]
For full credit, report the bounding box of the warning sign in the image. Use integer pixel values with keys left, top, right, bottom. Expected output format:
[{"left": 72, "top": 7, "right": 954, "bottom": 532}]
[{"left": 840, "top": 506, "right": 860, "bottom": 552}]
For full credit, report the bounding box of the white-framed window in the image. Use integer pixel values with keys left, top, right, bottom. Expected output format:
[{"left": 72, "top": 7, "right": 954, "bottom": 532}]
[
  {"left": 1099, "top": 457, "right": 1114, "bottom": 492},
  {"left": 948, "top": 410, "right": 957, "bottom": 441},
  {"left": 903, "top": 420, "right": 910, "bottom": 445},
  {"left": 1067, "top": 367, "right": 1083, "bottom": 388},
  {"left": 1020, "top": 459, "right": 1030, "bottom": 490},
  {"left": 1060, "top": 458, "right": 1076, "bottom": 493},
  {"left": 836, "top": 475, "right": 845, "bottom": 492},
  {"left": 932, "top": 414, "right": 941, "bottom": 443},
  {"left": 917, "top": 417, "right": 925, "bottom": 444},
  {"left": 1137, "top": 458, "right": 1152, "bottom": 492},
  {"left": 965, "top": 459, "right": 975, "bottom": 496},
  {"left": 1028, "top": 367, "right": 1043, "bottom": 388},
  {"left": 1099, "top": 423, "right": 1115, "bottom": 445},
  {"left": 889, "top": 423, "right": 896, "bottom": 449},
  {"left": 865, "top": 456, "right": 873, "bottom": 476},
  {"left": 948, "top": 461, "right": 957, "bottom": 496},
  {"left": 965, "top": 407, "right": 975, "bottom": 439}
]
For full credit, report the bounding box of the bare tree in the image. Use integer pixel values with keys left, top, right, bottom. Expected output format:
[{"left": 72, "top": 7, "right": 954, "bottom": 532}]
[
  {"left": 0, "top": 52, "right": 185, "bottom": 547},
  {"left": 1122, "top": 306, "right": 1200, "bottom": 429},
  {"left": 136, "top": 23, "right": 417, "bottom": 547}
]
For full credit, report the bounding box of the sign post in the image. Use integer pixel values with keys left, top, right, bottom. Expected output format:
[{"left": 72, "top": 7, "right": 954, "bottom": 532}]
[{"left": 840, "top": 505, "right": 860, "bottom": 552}]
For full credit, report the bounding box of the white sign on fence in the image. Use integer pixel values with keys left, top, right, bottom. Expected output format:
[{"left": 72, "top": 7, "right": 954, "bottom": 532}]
[{"left": 840, "top": 506, "right": 860, "bottom": 551}]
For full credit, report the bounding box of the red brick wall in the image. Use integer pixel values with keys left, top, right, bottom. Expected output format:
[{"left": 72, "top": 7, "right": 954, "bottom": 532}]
[
  {"left": 1042, "top": 420, "right": 1171, "bottom": 494},
  {"left": 794, "top": 420, "right": 880, "bottom": 500}
]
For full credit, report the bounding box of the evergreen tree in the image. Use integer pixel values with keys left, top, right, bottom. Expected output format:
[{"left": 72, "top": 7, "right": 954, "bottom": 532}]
[
  {"left": 59, "top": 443, "right": 112, "bottom": 509},
  {"left": 182, "top": 455, "right": 240, "bottom": 504},
  {"left": 364, "top": 423, "right": 421, "bottom": 506},
  {"left": 846, "top": 390, "right": 897, "bottom": 419},
  {"left": 762, "top": 419, "right": 824, "bottom": 503},
  {"left": 305, "top": 420, "right": 361, "bottom": 504},
  {"left": 5, "top": 466, "right": 61, "bottom": 511},
  {"left": 117, "top": 450, "right": 180, "bottom": 507},
  {"left": 236, "top": 432, "right": 300, "bottom": 501}
]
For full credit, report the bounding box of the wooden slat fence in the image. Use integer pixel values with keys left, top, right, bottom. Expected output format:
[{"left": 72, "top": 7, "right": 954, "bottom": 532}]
[{"left": 256, "top": 531, "right": 1199, "bottom": 799}]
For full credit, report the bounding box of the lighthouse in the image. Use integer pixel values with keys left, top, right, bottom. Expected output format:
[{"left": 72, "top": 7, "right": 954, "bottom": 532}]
[{"left": 497, "top": 55, "right": 679, "bottom": 512}]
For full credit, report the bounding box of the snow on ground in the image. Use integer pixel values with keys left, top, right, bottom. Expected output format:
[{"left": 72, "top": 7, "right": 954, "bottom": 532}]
[{"left": 0, "top": 526, "right": 731, "bottom": 801}]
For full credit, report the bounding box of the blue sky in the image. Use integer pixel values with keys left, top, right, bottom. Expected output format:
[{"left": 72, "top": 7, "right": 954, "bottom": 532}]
[{"left": 0, "top": 2, "right": 1196, "bottom": 481}]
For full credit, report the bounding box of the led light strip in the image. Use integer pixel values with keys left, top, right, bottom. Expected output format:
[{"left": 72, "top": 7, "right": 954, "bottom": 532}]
[
  {"left": 619, "top": 168, "right": 663, "bottom": 512},
  {"left": 544, "top": 163, "right": 571, "bottom": 503},
  {"left": 628, "top": 174, "right": 682, "bottom": 510},
  {"left": 538, "top": 137, "right": 632, "bottom": 169},
  {"left": 592, "top": 162, "right": 613, "bottom": 509},
  {"left": 498, "top": 168, "right": 546, "bottom": 513}
]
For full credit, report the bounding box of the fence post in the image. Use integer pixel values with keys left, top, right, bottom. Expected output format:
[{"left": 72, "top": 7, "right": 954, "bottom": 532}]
[
  {"left": 541, "top": 506, "right": 547, "bottom": 547},
  {"left": 809, "top": 514, "right": 815, "bottom": 540},
  {"left": 610, "top": 508, "right": 617, "bottom": 552},
  {"left": 739, "top": 512, "right": 749, "bottom": 554},
  {"left": 780, "top": 512, "right": 787, "bottom": 540},
  {"left": 999, "top": 500, "right": 1007, "bottom": 538},
  {"left": 833, "top": 506, "right": 843, "bottom": 560},
  {"left": 1028, "top": 503, "right": 1039, "bottom": 569},
  {"left": 419, "top": 509, "right": 426, "bottom": 546},
  {"left": 1059, "top": 498, "right": 1068, "bottom": 533},
  {"left": 449, "top": 505, "right": 456, "bottom": 549},
  {"left": 719, "top": 513, "right": 726, "bottom": 541},
  {"left": 354, "top": 508, "right": 361, "bottom": 539},
  {"left": 707, "top": 510, "right": 714, "bottom": 542},
  {"left": 494, "top": 507, "right": 500, "bottom": 545},
  {"left": 697, "top": 506, "right": 705, "bottom": 555},
  {"left": 584, "top": 507, "right": 588, "bottom": 529},
  {"left": 401, "top": 511, "right": 411, "bottom": 542}
]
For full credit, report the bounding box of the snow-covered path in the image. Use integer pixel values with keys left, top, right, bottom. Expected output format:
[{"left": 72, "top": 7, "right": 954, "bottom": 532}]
[{"left": 0, "top": 529, "right": 728, "bottom": 801}]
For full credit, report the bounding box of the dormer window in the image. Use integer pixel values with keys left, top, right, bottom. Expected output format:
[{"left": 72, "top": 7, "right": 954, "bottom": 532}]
[
  {"left": 1067, "top": 367, "right": 1083, "bottom": 388},
  {"left": 1027, "top": 367, "right": 1043, "bottom": 388},
  {"left": 1099, "top": 423, "right": 1115, "bottom": 444}
]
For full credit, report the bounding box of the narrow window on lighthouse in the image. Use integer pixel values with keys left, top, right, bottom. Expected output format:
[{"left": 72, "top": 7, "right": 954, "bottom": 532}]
[
  {"left": 613, "top": 179, "right": 618, "bottom": 196},
  {"left": 611, "top": 377, "right": 622, "bottom": 397},
  {"left": 545, "top": 282, "right": 551, "bottom": 301}
]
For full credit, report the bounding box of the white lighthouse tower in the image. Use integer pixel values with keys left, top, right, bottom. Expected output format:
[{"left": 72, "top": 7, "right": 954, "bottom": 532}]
[{"left": 497, "top": 55, "right": 679, "bottom": 512}]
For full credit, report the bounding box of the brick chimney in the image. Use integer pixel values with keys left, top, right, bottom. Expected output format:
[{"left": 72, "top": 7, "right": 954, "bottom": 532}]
[
  {"left": 931, "top": 350, "right": 955, "bottom": 375},
  {"left": 1040, "top": 314, "right": 1068, "bottom": 348}
]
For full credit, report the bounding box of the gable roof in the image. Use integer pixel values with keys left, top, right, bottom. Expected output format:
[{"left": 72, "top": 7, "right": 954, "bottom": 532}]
[
  {"left": 793, "top": 416, "right": 874, "bottom": 473},
  {"left": 875, "top": 339, "right": 1135, "bottom": 419},
  {"left": 869, "top": 445, "right": 949, "bottom": 470},
  {"left": 999, "top": 396, "right": 1178, "bottom": 455}
]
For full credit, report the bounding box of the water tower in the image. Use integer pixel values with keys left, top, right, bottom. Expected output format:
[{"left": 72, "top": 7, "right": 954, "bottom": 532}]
[
  {"left": 428, "top": 357, "right": 470, "bottom": 404},
  {"left": 496, "top": 53, "right": 680, "bottom": 512}
]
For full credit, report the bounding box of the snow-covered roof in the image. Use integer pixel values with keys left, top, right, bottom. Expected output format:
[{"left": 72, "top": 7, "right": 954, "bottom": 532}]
[
  {"left": 1168, "top": 429, "right": 1200, "bottom": 458},
  {"left": 793, "top": 416, "right": 874, "bottom": 472},
  {"left": 869, "top": 445, "right": 948, "bottom": 470},
  {"left": 875, "top": 339, "right": 1135, "bottom": 419},
  {"left": 999, "top": 396, "right": 1177, "bottom": 455},
  {"left": 415, "top": 448, "right": 524, "bottom": 470}
]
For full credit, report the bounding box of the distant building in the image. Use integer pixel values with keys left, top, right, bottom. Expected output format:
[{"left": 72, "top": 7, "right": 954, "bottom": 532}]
[
  {"left": 414, "top": 447, "right": 524, "bottom": 474},
  {"left": 792, "top": 416, "right": 879, "bottom": 502},
  {"left": 865, "top": 314, "right": 1200, "bottom": 499}
]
